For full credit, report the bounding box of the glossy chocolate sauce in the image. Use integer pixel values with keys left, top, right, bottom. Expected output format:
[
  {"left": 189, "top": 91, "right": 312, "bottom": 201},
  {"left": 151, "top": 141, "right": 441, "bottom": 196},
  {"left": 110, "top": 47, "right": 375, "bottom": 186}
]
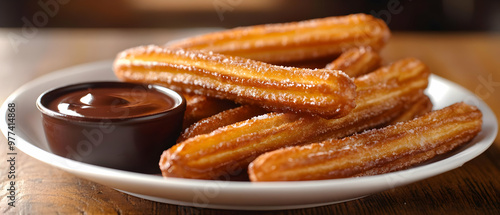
[{"left": 48, "top": 87, "right": 175, "bottom": 118}]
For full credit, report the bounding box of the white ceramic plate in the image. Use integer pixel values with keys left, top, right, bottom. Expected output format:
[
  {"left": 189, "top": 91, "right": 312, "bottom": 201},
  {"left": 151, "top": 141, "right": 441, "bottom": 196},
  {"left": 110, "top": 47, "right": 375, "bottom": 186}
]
[{"left": 0, "top": 61, "right": 497, "bottom": 210}]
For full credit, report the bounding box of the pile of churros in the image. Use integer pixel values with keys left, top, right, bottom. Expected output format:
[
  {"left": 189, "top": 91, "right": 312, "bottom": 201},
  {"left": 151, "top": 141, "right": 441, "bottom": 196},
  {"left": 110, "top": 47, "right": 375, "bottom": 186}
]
[{"left": 113, "top": 14, "right": 483, "bottom": 181}]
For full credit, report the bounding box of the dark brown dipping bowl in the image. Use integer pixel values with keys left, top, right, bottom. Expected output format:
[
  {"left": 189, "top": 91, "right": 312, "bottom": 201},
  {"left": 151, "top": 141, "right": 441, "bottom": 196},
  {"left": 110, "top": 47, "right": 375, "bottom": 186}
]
[{"left": 36, "top": 82, "right": 186, "bottom": 174}]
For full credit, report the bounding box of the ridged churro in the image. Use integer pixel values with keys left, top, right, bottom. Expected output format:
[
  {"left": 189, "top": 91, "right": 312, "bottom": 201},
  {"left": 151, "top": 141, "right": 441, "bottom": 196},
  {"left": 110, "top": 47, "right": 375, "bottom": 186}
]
[
  {"left": 182, "top": 94, "right": 238, "bottom": 129},
  {"left": 114, "top": 45, "right": 356, "bottom": 118},
  {"left": 386, "top": 94, "right": 433, "bottom": 125},
  {"left": 179, "top": 105, "right": 268, "bottom": 142},
  {"left": 167, "top": 14, "right": 390, "bottom": 64},
  {"left": 159, "top": 58, "right": 430, "bottom": 179},
  {"left": 325, "top": 47, "right": 381, "bottom": 77},
  {"left": 248, "top": 102, "right": 482, "bottom": 181}
]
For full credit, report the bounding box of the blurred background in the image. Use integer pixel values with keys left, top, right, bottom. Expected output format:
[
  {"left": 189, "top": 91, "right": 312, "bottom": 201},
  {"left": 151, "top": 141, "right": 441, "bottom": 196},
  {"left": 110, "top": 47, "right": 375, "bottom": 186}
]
[{"left": 1, "top": 0, "right": 499, "bottom": 31}]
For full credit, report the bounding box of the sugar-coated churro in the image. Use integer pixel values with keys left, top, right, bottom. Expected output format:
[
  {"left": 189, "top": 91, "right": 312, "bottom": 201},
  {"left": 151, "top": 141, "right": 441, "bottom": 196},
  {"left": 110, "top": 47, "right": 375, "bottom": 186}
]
[
  {"left": 182, "top": 94, "right": 238, "bottom": 129},
  {"left": 248, "top": 102, "right": 482, "bottom": 181},
  {"left": 325, "top": 47, "right": 381, "bottom": 77},
  {"left": 179, "top": 105, "right": 268, "bottom": 142},
  {"left": 167, "top": 14, "right": 390, "bottom": 64},
  {"left": 386, "top": 94, "right": 433, "bottom": 125},
  {"left": 114, "top": 45, "right": 357, "bottom": 119}
]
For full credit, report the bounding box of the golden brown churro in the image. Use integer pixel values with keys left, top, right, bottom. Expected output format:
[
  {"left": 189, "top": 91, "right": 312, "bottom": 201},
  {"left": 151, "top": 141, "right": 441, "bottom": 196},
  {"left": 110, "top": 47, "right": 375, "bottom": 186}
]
[
  {"left": 182, "top": 94, "right": 238, "bottom": 129},
  {"left": 114, "top": 45, "right": 357, "bottom": 119},
  {"left": 167, "top": 14, "right": 390, "bottom": 64},
  {"left": 248, "top": 102, "right": 482, "bottom": 182},
  {"left": 159, "top": 58, "right": 430, "bottom": 180},
  {"left": 386, "top": 94, "right": 433, "bottom": 125},
  {"left": 179, "top": 105, "right": 268, "bottom": 142},
  {"left": 325, "top": 47, "right": 382, "bottom": 77}
]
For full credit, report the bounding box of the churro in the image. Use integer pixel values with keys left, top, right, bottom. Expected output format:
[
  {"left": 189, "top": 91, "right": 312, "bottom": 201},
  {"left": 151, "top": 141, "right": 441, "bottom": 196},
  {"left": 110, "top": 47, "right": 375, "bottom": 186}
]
[
  {"left": 159, "top": 58, "right": 430, "bottom": 179},
  {"left": 167, "top": 14, "right": 390, "bottom": 64},
  {"left": 182, "top": 94, "right": 238, "bottom": 129},
  {"left": 179, "top": 105, "right": 268, "bottom": 142},
  {"left": 325, "top": 47, "right": 381, "bottom": 77},
  {"left": 114, "top": 45, "right": 356, "bottom": 118},
  {"left": 386, "top": 94, "right": 433, "bottom": 125},
  {"left": 248, "top": 102, "right": 482, "bottom": 181}
]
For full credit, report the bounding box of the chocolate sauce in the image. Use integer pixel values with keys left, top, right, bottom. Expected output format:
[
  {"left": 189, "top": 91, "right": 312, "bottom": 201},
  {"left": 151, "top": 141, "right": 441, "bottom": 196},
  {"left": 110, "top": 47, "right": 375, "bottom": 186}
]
[{"left": 47, "top": 87, "right": 175, "bottom": 119}]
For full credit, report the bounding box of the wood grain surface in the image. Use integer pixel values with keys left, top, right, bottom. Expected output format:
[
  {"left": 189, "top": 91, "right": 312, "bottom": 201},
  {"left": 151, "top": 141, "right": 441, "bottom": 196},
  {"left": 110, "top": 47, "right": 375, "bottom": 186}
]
[{"left": 0, "top": 29, "right": 499, "bottom": 214}]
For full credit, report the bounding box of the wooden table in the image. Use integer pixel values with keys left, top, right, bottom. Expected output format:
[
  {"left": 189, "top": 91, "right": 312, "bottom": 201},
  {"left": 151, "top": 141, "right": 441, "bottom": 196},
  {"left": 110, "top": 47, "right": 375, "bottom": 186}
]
[{"left": 0, "top": 29, "right": 499, "bottom": 214}]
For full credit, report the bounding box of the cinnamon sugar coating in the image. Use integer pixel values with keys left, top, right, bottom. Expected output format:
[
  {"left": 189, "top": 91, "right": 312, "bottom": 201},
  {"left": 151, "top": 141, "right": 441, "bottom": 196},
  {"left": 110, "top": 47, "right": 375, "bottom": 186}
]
[
  {"left": 168, "top": 14, "right": 390, "bottom": 64},
  {"left": 248, "top": 102, "right": 482, "bottom": 181},
  {"left": 325, "top": 47, "right": 382, "bottom": 77},
  {"left": 114, "top": 45, "right": 357, "bottom": 119}
]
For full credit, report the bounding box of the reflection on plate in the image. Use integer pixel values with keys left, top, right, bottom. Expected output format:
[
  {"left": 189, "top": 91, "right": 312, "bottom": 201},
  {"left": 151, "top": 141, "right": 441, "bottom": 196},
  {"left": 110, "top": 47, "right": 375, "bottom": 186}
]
[{"left": 0, "top": 61, "right": 497, "bottom": 210}]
